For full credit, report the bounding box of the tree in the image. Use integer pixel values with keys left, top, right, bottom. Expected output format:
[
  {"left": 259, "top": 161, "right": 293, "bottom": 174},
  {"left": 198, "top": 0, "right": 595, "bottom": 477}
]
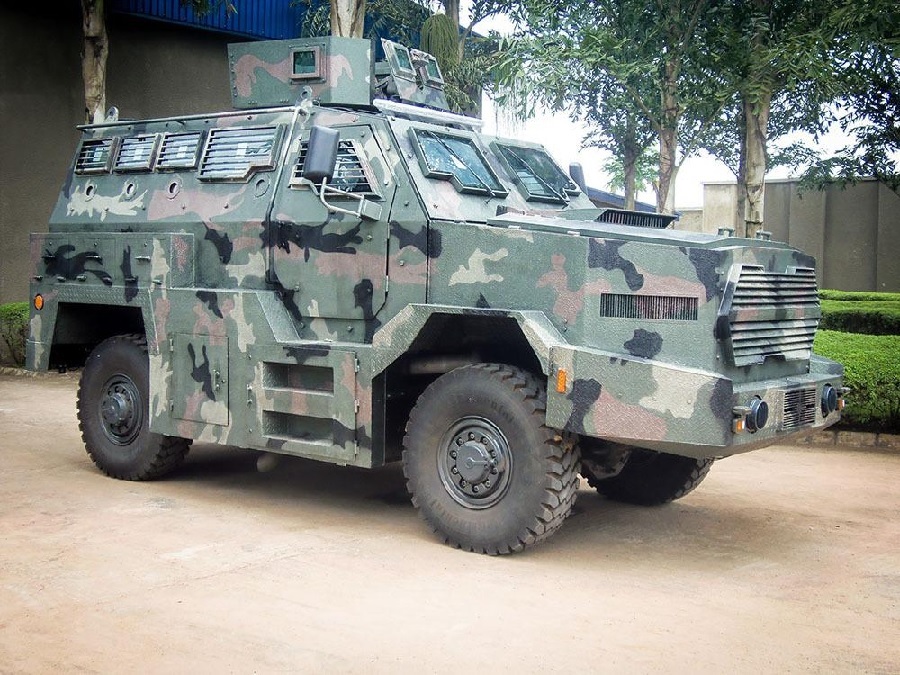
[
  {"left": 697, "top": 0, "right": 836, "bottom": 236},
  {"left": 803, "top": 0, "right": 900, "bottom": 195},
  {"left": 577, "top": 79, "right": 657, "bottom": 209},
  {"left": 494, "top": 0, "right": 729, "bottom": 213},
  {"left": 80, "top": 0, "right": 234, "bottom": 124},
  {"left": 81, "top": 0, "right": 108, "bottom": 124},
  {"left": 330, "top": 0, "right": 366, "bottom": 37}
]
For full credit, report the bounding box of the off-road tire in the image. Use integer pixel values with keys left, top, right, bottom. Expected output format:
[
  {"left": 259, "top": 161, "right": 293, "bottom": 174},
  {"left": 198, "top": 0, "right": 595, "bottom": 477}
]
[
  {"left": 402, "top": 364, "right": 580, "bottom": 554},
  {"left": 583, "top": 448, "right": 712, "bottom": 506},
  {"left": 77, "top": 334, "right": 190, "bottom": 480}
]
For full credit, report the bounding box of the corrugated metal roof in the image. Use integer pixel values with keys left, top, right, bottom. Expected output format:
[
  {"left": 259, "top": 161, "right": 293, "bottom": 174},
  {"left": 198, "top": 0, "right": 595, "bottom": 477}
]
[{"left": 109, "top": 0, "right": 305, "bottom": 40}]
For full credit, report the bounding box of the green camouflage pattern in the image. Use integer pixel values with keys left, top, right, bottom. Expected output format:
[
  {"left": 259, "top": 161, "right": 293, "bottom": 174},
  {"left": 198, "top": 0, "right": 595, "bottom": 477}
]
[{"left": 28, "top": 37, "right": 842, "bottom": 470}]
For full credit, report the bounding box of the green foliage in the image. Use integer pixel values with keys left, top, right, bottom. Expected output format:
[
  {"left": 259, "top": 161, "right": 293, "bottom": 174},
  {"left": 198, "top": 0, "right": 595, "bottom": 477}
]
[
  {"left": 294, "top": 0, "right": 429, "bottom": 46},
  {"left": 0, "top": 302, "right": 29, "bottom": 367},
  {"left": 820, "top": 290, "right": 900, "bottom": 302},
  {"left": 421, "top": 13, "right": 460, "bottom": 72},
  {"left": 801, "top": 1, "right": 900, "bottom": 194},
  {"left": 814, "top": 330, "right": 900, "bottom": 433},
  {"left": 819, "top": 291, "right": 900, "bottom": 335}
]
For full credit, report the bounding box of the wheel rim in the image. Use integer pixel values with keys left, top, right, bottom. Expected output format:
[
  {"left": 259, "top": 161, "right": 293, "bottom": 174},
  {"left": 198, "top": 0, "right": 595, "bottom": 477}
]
[
  {"left": 98, "top": 374, "right": 143, "bottom": 446},
  {"left": 437, "top": 416, "right": 512, "bottom": 509}
]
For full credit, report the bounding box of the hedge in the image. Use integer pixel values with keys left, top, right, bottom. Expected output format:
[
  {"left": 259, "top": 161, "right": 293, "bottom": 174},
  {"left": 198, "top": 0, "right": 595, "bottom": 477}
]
[
  {"left": 0, "top": 302, "right": 29, "bottom": 367},
  {"left": 818, "top": 290, "right": 900, "bottom": 335},
  {"left": 814, "top": 330, "right": 900, "bottom": 433}
]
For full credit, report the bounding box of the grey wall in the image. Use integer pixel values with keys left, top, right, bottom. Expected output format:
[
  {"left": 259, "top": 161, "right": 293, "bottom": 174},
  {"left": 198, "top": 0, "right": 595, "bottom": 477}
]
[
  {"left": 0, "top": 5, "right": 234, "bottom": 305},
  {"left": 694, "top": 179, "right": 900, "bottom": 292}
]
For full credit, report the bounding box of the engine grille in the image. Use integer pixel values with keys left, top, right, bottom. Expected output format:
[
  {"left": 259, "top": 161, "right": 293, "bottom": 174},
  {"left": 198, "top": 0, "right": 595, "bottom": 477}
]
[
  {"left": 783, "top": 387, "right": 817, "bottom": 429},
  {"left": 723, "top": 265, "right": 820, "bottom": 366},
  {"left": 596, "top": 209, "right": 677, "bottom": 229}
]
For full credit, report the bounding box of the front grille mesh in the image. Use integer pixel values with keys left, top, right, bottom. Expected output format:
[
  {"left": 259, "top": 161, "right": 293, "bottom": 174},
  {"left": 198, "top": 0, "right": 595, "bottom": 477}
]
[
  {"left": 600, "top": 293, "right": 698, "bottom": 320},
  {"left": 727, "top": 265, "right": 819, "bottom": 366},
  {"left": 596, "top": 209, "right": 676, "bottom": 229},
  {"left": 783, "top": 387, "right": 817, "bottom": 429}
]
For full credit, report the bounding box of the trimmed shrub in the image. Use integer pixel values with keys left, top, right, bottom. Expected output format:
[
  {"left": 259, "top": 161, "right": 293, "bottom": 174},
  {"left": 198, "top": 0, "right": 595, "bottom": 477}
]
[
  {"left": 819, "top": 290, "right": 899, "bottom": 302},
  {"left": 0, "top": 302, "right": 29, "bottom": 367},
  {"left": 818, "top": 290, "right": 900, "bottom": 335},
  {"left": 814, "top": 330, "right": 900, "bottom": 433}
]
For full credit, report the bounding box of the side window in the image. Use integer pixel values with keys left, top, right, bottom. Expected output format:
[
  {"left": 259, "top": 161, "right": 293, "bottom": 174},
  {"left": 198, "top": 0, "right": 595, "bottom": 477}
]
[
  {"left": 75, "top": 138, "right": 117, "bottom": 174},
  {"left": 291, "top": 137, "right": 381, "bottom": 199},
  {"left": 492, "top": 142, "right": 578, "bottom": 204},
  {"left": 114, "top": 135, "right": 160, "bottom": 172},
  {"left": 410, "top": 128, "right": 507, "bottom": 197},
  {"left": 197, "top": 125, "right": 283, "bottom": 181},
  {"left": 157, "top": 131, "right": 204, "bottom": 171}
]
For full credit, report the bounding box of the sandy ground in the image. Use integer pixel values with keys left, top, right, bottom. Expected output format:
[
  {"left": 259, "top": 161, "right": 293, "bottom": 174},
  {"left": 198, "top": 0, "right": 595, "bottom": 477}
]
[{"left": 1, "top": 373, "right": 898, "bottom": 673}]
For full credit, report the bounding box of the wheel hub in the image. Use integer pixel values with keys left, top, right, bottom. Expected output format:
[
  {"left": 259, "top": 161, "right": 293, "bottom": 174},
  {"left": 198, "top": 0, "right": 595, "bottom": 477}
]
[
  {"left": 99, "top": 376, "right": 142, "bottom": 445},
  {"left": 439, "top": 417, "right": 511, "bottom": 509}
]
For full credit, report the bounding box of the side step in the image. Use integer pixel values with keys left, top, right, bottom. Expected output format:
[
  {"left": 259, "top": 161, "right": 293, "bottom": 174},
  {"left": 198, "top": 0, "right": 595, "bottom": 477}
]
[{"left": 258, "top": 346, "right": 358, "bottom": 463}]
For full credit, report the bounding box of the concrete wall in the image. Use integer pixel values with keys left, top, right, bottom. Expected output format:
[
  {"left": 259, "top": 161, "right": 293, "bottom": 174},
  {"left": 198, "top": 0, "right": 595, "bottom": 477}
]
[
  {"left": 692, "top": 179, "right": 900, "bottom": 292},
  {"left": 0, "top": 5, "right": 233, "bottom": 305}
]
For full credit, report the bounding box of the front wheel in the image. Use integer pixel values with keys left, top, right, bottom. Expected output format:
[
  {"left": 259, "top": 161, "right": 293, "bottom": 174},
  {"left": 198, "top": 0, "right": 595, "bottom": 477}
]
[
  {"left": 582, "top": 448, "right": 713, "bottom": 506},
  {"left": 402, "top": 364, "right": 580, "bottom": 554},
  {"left": 77, "top": 334, "right": 190, "bottom": 480}
]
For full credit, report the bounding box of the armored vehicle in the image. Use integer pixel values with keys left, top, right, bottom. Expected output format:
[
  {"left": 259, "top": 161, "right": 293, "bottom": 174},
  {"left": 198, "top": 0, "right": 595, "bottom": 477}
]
[{"left": 27, "top": 37, "right": 844, "bottom": 554}]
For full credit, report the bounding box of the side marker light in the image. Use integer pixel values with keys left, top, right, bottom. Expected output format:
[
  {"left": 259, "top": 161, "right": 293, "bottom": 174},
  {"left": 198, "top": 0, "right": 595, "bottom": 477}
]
[
  {"left": 34, "top": 294, "right": 43, "bottom": 311},
  {"left": 556, "top": 369, "right": 567, "bottom": 393}
]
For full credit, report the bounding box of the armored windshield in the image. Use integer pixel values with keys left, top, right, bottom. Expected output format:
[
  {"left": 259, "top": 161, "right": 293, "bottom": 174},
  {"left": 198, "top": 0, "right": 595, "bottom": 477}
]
[
  {"left": 410, "top": 129, "right": 507, "bottom": 197},
  {"left": 493, "top": 143, "right": 578, "bottom": 204}
]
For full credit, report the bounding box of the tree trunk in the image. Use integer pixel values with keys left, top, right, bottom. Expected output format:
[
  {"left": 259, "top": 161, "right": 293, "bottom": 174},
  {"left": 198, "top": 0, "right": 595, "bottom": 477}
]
[
  {"left": 734, "top": 105, "right": 748, "bottom": 236},
  {"left": 741, "top": 91, "right": 771, "bottom": 238},
  {"left": 330, "top": 0, "right": 366, "bottom": 38},
  {"left": 657, "top": 127, "right": 677, "bottom": 213},
  {"left": 81, "top": 0, "right": 108, "bottom": 124},
  {"left": 623, "top": 160, "right": 636, "bottom": 211},
  {"left": 656, "top": 59, "right": 679, "bottom": 214}
]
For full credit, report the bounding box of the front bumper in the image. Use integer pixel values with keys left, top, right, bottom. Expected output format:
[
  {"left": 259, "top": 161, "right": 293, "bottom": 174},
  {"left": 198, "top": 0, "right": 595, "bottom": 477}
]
[{"left": 546, "top": 346, "right": 843, "bottom": 459}]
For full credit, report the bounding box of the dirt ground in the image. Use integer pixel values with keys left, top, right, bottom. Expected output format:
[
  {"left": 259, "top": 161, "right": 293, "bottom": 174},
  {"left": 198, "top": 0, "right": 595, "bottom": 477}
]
[{"left": 1, "top": 374, "right": 898, "bottom": 673}]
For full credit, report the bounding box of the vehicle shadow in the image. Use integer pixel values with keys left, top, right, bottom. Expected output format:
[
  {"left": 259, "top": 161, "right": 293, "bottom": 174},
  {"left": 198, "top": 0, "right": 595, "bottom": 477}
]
[{"left": 159, "top": 443, "right": 798, "bottom": 568}]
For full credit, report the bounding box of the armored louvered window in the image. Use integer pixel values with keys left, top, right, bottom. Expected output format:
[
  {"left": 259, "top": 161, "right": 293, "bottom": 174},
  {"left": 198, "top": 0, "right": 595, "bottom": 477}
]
[
  {"left": 114, "top": 135, "right": 159, "bottom": 172},
  {"left": 75, "top": 138, "right": 116, "bottom": 174},
  {"left": 157, "top": 131, "right": 203, "bottom": 170},
  {"left": 291, "top": 139, "right": 379, "bottom": 196},
  {"left": 198, "top": 126, "right": 282, "bottom": 181},
  {"left": 410, "top": 129, "right": 507, "bottom": 197},
  {"left": 492, "top": 142, "right": 577, "bottom": 204}
]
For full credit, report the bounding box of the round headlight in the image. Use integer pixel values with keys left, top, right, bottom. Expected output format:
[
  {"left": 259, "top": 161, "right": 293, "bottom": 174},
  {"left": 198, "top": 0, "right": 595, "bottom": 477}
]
[
  {"left": 821, "top": 384, "right": 838, "bottom": 416},
  {"left": 747, "top": 397, "right": 769, "bottom": 432}
]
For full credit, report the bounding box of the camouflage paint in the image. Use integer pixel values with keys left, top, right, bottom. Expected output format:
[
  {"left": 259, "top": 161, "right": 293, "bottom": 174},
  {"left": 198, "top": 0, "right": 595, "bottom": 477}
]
[{"left": 28, "top": 37, "right": 842, "bottom": 471}]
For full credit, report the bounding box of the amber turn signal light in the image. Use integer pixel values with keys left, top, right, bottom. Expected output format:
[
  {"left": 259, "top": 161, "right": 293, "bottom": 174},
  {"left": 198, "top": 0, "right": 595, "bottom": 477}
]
[
  {"left": 33, "top": 294, "right": 43, "bottom": 311},
  {"left": 556, "top": 368, "right": 567, "bottom": 393}
]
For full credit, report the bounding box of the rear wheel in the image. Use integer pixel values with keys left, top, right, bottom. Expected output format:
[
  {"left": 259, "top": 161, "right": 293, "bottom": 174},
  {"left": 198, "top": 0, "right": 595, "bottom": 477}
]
[
  {"left": 77, "top": 334, "right": 190, "bottom": 480},
  {"left": 403, "top": 364, "right": 580, "bottom": 554},
  {"left": 582, "top": 447, "right": 713, "bottom": 506}
]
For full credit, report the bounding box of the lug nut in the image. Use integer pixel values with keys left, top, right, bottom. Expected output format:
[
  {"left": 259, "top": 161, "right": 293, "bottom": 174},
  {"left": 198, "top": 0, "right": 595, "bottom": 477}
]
[
  {"left": 451, "top": 467, "right": 458, "bottom": 474},
  {"left": 450, "top": 450, "right": 457, "bottom": 459},
  {"left": 469, "top": 432, "right": 475, "bottom": 440}
]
